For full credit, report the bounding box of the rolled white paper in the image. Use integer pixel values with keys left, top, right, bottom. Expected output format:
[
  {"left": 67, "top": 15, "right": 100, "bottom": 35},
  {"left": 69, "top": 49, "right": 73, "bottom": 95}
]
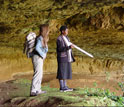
[{"left": 70, "top": 42, "right": 94, "bottom": 58}]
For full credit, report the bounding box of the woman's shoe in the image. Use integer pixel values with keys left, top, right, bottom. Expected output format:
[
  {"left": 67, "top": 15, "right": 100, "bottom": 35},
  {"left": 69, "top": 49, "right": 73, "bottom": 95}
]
[
  {"left": 60, "top": 86, "right": 73, "bottom": 92},
  {"left": 30, "top": 91, "right": 46, "bottom": 96},
  {"left": 30, "top": 92, "right": 37, "bottom": 96},
  {"left": 36, "top": 91, "right": 47, "bottom": 95},
  {"left": 65, "top": 86, "right": 73, "bottom": 91}
]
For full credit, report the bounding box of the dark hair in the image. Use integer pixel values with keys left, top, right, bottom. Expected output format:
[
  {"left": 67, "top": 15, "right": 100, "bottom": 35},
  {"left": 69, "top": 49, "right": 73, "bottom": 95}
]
[{"left": 60, "top": 25, "right": 68, "bottom": 34}]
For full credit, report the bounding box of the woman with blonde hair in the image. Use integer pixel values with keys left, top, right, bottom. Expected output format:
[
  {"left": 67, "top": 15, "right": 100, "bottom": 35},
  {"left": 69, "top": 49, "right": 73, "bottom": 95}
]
[{"left": 30, "top": 24, "right": 49, "bottom": 96}]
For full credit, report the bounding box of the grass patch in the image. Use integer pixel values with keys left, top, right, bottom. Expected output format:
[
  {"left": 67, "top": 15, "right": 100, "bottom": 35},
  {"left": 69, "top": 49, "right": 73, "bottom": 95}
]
[{"left": 6, "top": 79, "right": 124, "bottom": 106}]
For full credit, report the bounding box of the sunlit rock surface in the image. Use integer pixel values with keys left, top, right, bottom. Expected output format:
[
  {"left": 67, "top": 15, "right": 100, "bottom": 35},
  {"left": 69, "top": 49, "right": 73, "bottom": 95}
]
[{"left": 0, "top": 0, "right": 124, "bottom": 81}]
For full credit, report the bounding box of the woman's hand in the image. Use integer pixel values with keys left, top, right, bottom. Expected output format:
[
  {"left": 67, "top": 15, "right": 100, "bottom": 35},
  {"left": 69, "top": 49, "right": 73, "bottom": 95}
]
[{"left": 71, "top": 45, "right": 74, "bottom": 48}]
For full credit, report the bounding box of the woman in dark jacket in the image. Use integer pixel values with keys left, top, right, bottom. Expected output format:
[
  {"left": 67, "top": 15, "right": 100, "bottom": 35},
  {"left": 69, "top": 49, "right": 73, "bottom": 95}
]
[{"left": 56, "top": 25, "right": 75, "bottom": 92}]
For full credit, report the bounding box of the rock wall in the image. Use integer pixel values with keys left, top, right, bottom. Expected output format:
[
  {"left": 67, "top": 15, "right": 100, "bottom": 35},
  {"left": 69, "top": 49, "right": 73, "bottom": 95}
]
[
  {"left": 0, "top": 0, "right": 124, "bottom": 36},
  {"left": 44, "top": 54, "right": 124, "bottom": 75},
  {"left": 0, "top": 0, "right": 124, "bottom": 81}
]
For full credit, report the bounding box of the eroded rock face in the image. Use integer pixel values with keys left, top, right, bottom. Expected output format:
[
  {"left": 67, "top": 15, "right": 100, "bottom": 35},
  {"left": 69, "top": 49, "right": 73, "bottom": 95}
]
[
  {"left": 1, "top": 0, "right": 124, "bottom": 56},
  {"left": 0, "top": 0, "right": 124, "bottom": 78},
  {"left": 0, "top": 0, "right": 124, "bottom": 35},
  {"left": 44, "top": 54, "right": 124, "bottom": 75}
]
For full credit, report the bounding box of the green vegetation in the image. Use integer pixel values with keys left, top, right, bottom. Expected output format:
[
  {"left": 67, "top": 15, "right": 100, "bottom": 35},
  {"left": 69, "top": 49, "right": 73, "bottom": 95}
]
[
  {"left": 4, "top": 79, "right": 124, "bottom": 106},
  {"left": 118, "top": 82, "right": 124, "bottom": 95}
]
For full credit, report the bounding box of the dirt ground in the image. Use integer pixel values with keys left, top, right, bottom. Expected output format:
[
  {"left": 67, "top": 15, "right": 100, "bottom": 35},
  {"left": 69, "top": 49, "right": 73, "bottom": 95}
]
[
  {"left": 0, "top": 73, "right": 123, "bottom": 105},
  {"left": 14, "top": 73, "right": 124, "bottom": 96}
]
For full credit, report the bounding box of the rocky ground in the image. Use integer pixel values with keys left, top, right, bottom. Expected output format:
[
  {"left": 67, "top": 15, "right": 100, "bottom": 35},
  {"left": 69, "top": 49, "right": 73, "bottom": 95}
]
[{"left": 0, "top": 73, "right": 124, "bottom": 106}]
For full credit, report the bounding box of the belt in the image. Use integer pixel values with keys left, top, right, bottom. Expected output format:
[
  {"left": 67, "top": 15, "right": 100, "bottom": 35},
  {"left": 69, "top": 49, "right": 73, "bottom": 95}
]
[{"left": 33, "top": 50, "right": 43, "bottom": 59}]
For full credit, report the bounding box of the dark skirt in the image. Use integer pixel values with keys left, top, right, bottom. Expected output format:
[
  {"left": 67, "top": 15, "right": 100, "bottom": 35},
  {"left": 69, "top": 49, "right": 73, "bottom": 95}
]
[{"left": 56, "top": 62, "right": 72, "bottom": 79}]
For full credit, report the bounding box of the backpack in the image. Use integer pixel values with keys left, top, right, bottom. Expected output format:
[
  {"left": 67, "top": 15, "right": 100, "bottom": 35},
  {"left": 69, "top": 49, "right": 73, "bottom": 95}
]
[{"left": 23, "top": 32, "right": 37, "bottom": 58}]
